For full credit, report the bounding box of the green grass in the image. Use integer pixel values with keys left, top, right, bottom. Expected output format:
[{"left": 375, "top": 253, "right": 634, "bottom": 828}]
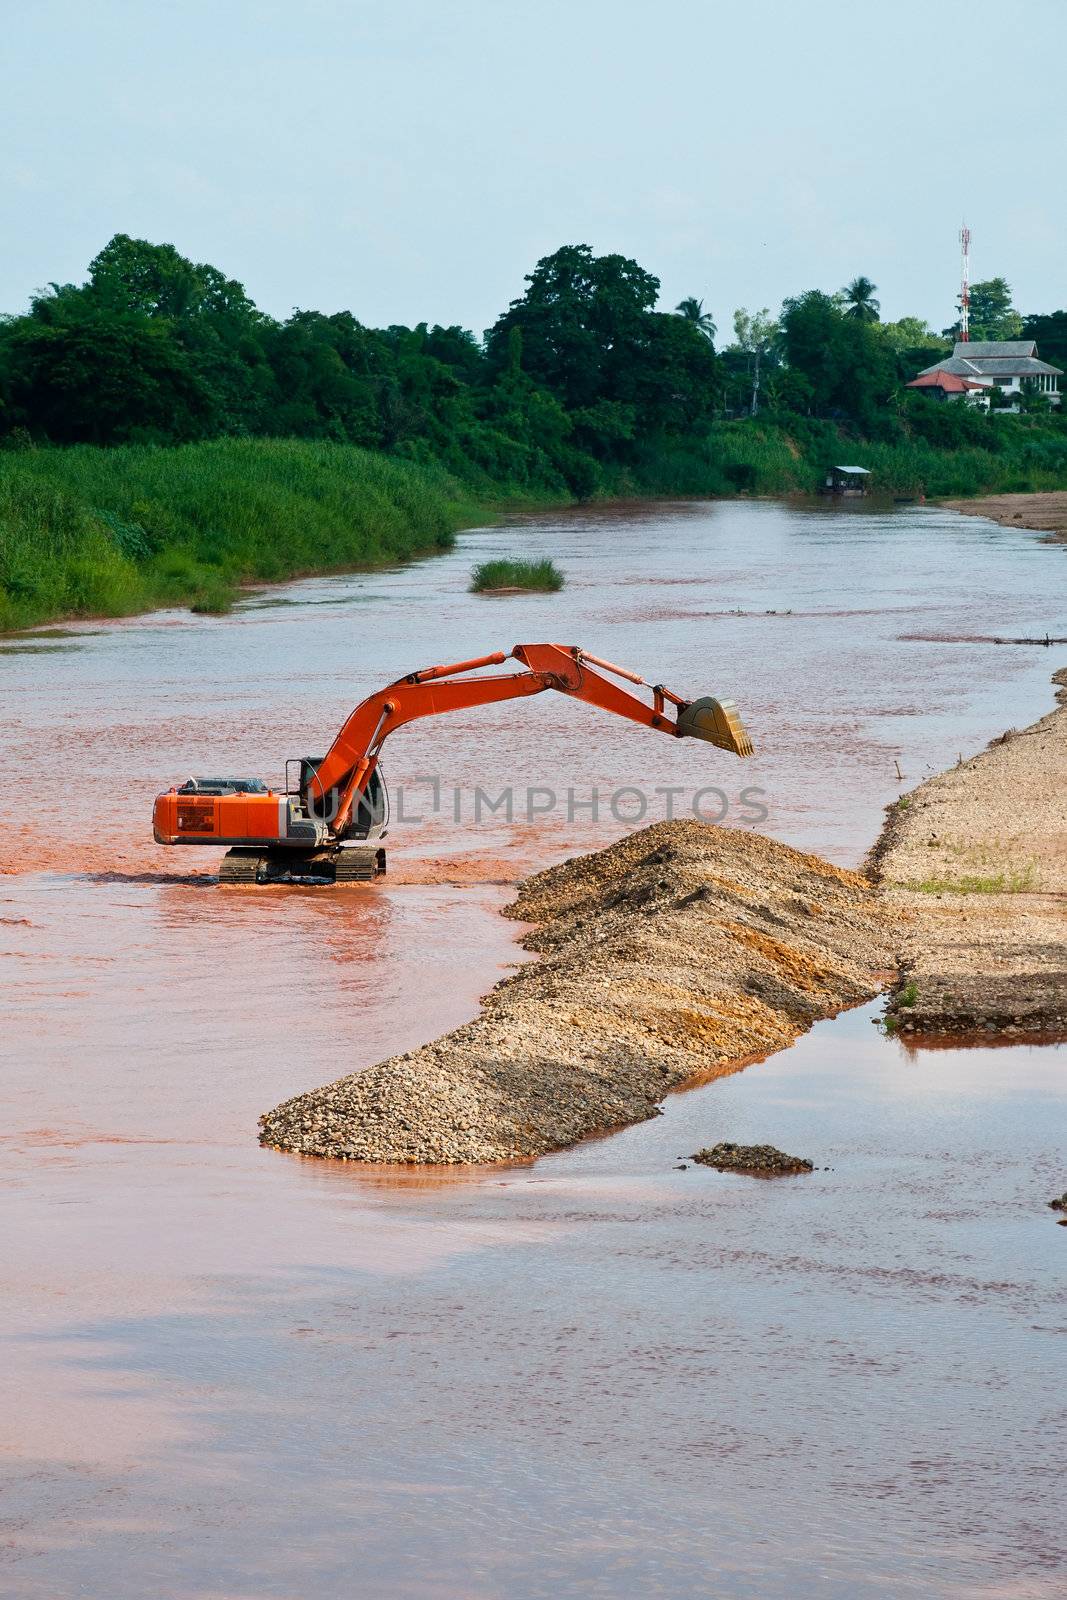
[
  {"left": 469, "top": 557, "right": 564, "bottom": 593},
  {"left": 626, "top": 416, "right": 1067, "bottom": 499},
  {"left": 907, "top": 867, "right": 1036, "bottom": 895},
  {"left": 6, "top": 410, "right": 1067, "bottom": 632},
  {"left": 904, "top": 840, "right": 1038, "bottom": 896},
  {"left": 0, "top": 438, "right": 482, "bottom": 630}
]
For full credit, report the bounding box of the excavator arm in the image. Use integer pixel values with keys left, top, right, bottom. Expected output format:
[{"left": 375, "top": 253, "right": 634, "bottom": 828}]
[{"left": 310, "top": 642, "right": 754, "bottom": 833}]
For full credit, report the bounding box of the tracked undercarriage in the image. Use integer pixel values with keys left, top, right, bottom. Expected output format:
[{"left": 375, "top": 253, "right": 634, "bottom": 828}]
[{"left": 218, "top": 844, "right": 386, "bottom": 886}]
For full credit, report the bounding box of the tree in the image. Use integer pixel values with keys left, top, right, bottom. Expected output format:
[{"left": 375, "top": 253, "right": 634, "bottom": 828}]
[
  {"left": 879, "top": 316, "right": 948, "bottom": 355},
  {"left": 779, "top": 289, "right": 896, "bottom": 426},
  {"left": 624, "top": 311, "right": 721, "bottom": 435},
  {"left": 1019, "top": 378, "right": 1053, "bottom": 415},
  {"left": 23, "top": 235, "right": 277, "bottom": 438},
  {"left": 842, "top": 276, "right": 880, "bottom": 322},
  {"left": 779, "top": 291, "right": 846, "bottom": 414},
  {"left": 260, "top": 310, "right": 385, "bottom": 444},
  {"left": 675, "top": 297, "right": 717, "bottom": 341},
  {"left": 879, "top": 316, "right": 951, "bottom": 386},
  {"left": 485, "top": 244, "right": 661, "bottom": 411},
  {"left": 3, "top": 315, "right": 219, "bottom": 443},
  {"left": 903, "top": 390, "right": 995, "bottom": 448},
  {"left": 422, "top": 323, "right": 484, "bottom": 381},
  {"left": 83, "top": 234, "right": 260, "bottom": 327},
  {"left": 732, "top": 308, "right": 778, "bottom": 415},
  {"left": 1021, "top": 309, "right": 1067, "bottom": 373},
  {"left": 946, "top": 276, "right": 1023, "bottom": 341}
]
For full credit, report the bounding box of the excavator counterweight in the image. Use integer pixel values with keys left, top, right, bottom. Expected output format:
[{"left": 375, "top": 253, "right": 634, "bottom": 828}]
[{"left": 151, "top": 643, "right": 754, "bottom": 884}]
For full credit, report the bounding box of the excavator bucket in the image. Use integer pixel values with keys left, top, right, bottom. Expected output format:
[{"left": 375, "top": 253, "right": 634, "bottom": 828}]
[{"left": 676, "top": 697, "right": 755, "bottom": 757}]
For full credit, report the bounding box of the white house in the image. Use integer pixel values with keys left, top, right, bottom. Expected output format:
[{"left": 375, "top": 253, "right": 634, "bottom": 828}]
[{"left": 913, "top": 340, "right": 1062, "bottom": 409}]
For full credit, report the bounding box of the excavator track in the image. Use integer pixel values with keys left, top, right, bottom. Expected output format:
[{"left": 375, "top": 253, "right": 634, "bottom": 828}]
[
  {"left": 218, "top": 845, "right": 385, "bottom": 885},
  {"left": 218, "top": 849, "right": 267, "bottom": 884},
  {"left": 333, "top": 845, "right": 387, "bottom": 883}
]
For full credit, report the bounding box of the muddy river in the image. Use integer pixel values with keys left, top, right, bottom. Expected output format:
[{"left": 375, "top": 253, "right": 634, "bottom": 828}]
[{"left": 2, "top": 499, "right": 1065, "bottom": 1597}]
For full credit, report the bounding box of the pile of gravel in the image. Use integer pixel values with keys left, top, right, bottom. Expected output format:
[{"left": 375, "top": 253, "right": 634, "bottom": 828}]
[
  {"left": 259, "top": 819, "right": 898, "bottom": 1165},
  {"left": 692, "top": 1142, "right": 813, "bottom": 1175}
]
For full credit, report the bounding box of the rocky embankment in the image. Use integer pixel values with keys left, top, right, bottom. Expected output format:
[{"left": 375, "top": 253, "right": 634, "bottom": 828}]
[
  {"left": 876, "top": 667, "right": 1067, "bottom": 1033},
  {"left": 260, "top": 822, "right": 897, "bottom": 1163}
]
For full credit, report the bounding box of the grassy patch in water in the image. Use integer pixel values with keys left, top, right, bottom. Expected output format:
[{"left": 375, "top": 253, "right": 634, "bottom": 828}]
[{"left": 470, "top": 557, "right": 564, "bottom": 593}]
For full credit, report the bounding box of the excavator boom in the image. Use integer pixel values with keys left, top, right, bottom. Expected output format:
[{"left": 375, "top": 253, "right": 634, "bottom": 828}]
[{"left": 151, "top": 642, "right": 753, "bottom": 884}]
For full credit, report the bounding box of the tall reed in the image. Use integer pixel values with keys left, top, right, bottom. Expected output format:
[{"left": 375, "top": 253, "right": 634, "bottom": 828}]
[{"left": 0, "top": 439, "right": 479, "bottom": 629}]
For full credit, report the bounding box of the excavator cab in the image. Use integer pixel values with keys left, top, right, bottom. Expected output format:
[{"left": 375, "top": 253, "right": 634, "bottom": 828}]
[{"left": 295, "top": 758, "right": 387, "bottom": 840}]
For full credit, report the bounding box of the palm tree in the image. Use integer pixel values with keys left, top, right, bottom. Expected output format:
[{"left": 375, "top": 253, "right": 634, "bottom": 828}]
[
  {"left": 675, "top": 296, "right": 717, "bottom": 340},
  {"left": 842, "top": 276, "right": 880, "bottom": 322}
]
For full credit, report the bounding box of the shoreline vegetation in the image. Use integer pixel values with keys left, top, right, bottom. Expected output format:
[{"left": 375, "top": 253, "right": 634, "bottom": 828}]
[
  {"left": 0, "top": 439, "right": 485, "bottom": 630},
  {"left": 4, "top": 233, "right": 1067, "bottom": 631},
  {"left": 260, "top": 667, "right": 1066, "bottom": 1165},
  {"left": 4, "top": 433, "right": 1066, "bottom": 633}
]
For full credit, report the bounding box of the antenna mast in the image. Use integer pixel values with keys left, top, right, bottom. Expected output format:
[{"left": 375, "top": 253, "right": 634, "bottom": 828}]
[{"left": 959, "top": 223, "right": 971, "bottom": 342}]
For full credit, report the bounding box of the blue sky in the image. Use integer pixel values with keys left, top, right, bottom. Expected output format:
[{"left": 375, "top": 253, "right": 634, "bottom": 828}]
[{"left": 3, "top": 0, "right": 1064, "bottom": 334}]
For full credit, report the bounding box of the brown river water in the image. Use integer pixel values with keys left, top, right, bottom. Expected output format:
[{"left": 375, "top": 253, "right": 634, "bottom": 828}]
[{"left": 1, "top": 499, "right": 1065, "bottom": 1597}]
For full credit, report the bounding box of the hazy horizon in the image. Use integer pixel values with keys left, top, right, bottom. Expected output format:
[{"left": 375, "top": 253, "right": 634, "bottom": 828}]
[{"left": 4, "top": 0, "right": 1065, "bottom": 337}]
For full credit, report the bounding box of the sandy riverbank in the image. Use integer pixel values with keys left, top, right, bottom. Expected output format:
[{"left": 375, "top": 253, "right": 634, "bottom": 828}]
[
  {"left": 941, "top": 490, "right": 1067, "bottom": 543},
  {"left": 875, "top": 666, "right": 1067, "bottom": 1033}
]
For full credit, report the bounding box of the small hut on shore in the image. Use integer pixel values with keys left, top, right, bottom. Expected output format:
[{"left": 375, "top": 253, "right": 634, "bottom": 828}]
[{"left": 821, "top": 465, "right": 871, "bottom": 497}]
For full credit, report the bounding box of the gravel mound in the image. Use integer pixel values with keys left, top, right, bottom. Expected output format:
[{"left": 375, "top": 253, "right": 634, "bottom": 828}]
[
  {"left": 259, "top": 820, "right": 897, "bottom": 1165},
  {"left": 691, "top": 1142, "right": 813, "bottom": 1174}
]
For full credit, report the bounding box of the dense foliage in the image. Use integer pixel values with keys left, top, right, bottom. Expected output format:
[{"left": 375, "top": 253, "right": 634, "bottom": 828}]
[
  {"left": 3, "top": 235, "right": 1067, "bottom": 628},
  {"left": 6, "top": 233, "right": 1061, "bottom": 490},
  {"left": 1022, "top": 309, "right": 1067, "bottom": 374},
  {"left": 0, "top": 236, "right": 726, "bottom": 500},
  {"left": 0, "top": 440, "right": 477, "bottom": 629},
  {"left": 944, "top": 276, "right": 1025, "bottom": 341}
]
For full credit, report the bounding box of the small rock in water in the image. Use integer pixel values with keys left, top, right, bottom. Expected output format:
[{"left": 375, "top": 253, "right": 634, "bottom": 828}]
[
  {"left": 692, "top": 1141, "right": 814, "bottom": 1176},
  {"left": 1048, "top": 1192, "right": 1067, "bottom": 1214}
]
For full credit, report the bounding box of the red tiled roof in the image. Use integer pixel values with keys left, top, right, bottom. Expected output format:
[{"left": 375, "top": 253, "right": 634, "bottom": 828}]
[{"left": 906, "top": 369, "right": 985, "bottom": 392}]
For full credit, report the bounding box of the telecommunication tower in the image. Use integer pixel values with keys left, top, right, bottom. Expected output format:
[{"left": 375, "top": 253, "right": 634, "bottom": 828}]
[{"left": 959, "top": 224, "right": 971, "bottom": 342}]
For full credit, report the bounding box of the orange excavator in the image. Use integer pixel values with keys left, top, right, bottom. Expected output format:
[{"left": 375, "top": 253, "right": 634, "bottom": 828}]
[{"left": 153, "top": 642, "right": 754, "bottom": 884}]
